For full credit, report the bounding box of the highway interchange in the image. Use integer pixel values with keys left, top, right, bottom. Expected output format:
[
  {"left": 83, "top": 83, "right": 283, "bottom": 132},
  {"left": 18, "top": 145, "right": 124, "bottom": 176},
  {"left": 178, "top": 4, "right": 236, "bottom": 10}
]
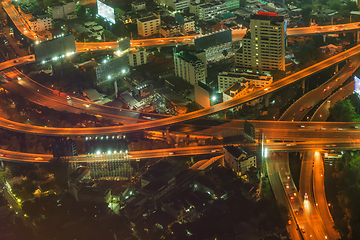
[{"left": 2, "top": 2, "right": 360, "bottom": 239}]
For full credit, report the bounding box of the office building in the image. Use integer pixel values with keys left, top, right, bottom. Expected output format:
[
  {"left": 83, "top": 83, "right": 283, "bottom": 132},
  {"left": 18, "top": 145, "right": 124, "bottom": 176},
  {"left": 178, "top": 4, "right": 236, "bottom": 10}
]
[
  {"left": 137, "top": 15, "right": 160, "bottom": 37},
  {"left": 218, "top": 71, "right": 273, "bottom": 92},
  {"left": 189, "top": 1, "right": 227, "bottom": 21},
  {"left": 174, "top": 50, "right": 206, "bottom": 86},
  {"left": 235, "top": 11, "right": 285, "bottom": 73},
  {"left": 224, "top": 146, "right": 256, "bottom": 176}
]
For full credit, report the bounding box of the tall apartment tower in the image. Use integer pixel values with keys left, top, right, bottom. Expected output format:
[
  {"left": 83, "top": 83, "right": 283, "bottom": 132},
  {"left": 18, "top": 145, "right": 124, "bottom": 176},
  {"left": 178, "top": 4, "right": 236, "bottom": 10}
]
[{"left": 235, "top": 12, "right": 285, "bottom": 73}]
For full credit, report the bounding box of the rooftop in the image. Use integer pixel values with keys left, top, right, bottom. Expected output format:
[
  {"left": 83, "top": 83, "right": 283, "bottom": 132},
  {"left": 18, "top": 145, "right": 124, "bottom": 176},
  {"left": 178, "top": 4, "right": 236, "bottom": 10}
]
[
  {"left": 138, "top": 15, "right": 159, "bottom": 23},
  {"left": 224, "top": 145, "right": 249, "bottom": 158}
]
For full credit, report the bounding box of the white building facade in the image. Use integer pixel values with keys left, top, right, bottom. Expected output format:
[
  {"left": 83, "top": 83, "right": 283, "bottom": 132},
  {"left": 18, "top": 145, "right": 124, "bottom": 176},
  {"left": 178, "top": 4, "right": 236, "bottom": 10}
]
[
  {"left": 218, "top": 71, "right": 273, "bottom": 92},
  {"left": 128, "top": 49, "right": 147, "bottom": 67},
  {"left": 174, "top": 51, "right": 206, "bottom": 86},
  {"left": 190, "top": 1, "right": 227, "bottom": 21}
]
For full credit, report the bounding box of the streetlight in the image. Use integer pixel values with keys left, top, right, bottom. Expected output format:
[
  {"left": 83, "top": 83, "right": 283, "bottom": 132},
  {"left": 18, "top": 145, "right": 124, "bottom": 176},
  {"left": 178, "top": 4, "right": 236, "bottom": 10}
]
[{"left": 212, "top": 96, "right": 216, "bottom": 101}]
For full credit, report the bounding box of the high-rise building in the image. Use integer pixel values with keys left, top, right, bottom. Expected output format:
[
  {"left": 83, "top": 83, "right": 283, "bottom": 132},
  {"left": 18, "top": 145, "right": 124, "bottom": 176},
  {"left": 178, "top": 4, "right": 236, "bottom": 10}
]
[
  {"left": 235, "top": 11, "right": 285, "bottom": 73},
  {"left": 174, "top": 50, "right": 206, "bottom": 86}
]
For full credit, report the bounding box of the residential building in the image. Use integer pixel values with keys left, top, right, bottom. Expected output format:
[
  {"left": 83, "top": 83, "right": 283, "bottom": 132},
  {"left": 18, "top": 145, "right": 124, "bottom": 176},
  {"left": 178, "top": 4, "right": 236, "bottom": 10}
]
[
  {"left": 49, "top": 2, "right": 77, "bottom": 20},
  {"left": 235, "top": 11, "right": 286, "bottom": 73},
  {"left": 77, "top": 186, "right": 112, "bottom": 203},
  {"left": 218, "top": 71, "right": 273, "bottom": 92},
  {"left": 189, "top": 1, "right": 227, "bottom": 21},
  {"left": 224, "top": 0, "right": 240, "bottom": 10},
  {"left": 137, "top": 15, "right": 160, "bottom": 37},
  {"left": 175, "top": 14, "right": 195, "bottom": 34},
  {"left": 128, "top": 48, "right": 147, "bottom": 67},
  {"left": 27, "top": 14, "right": 52, "bottom": 32},
  {"left": 223, "top": 145, "right": 256, "bottom": 176},
  {"left": 131, "top": 0, "right": 146, "bottom": 12},
  {"left": 156, "top": 0, "right": 190, "bottom": 11},
  {"left": 174, "top": 50, "right": 206, "bottom": 86},
  {"left": 159, "top": 23, "right": 181, "bottom": 37}
]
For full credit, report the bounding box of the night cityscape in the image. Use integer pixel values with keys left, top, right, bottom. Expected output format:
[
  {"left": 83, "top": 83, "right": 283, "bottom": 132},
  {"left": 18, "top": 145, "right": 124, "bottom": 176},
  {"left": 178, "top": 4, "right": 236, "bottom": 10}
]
[{"left": 0, "top": 0, "right": 360, "bottom": 239}]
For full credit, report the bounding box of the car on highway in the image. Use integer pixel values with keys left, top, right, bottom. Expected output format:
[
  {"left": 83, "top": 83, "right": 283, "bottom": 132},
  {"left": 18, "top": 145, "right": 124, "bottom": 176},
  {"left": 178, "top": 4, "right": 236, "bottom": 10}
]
[
  {"left": 286, "top": 143, "right": 297, "bottom": 146},
  {"left": 304, "top": 193, "right": 308, "bottom": 200},
  {"left": 354, "top": 126, "right": 358, "bottom": 129},
  {"left": 335, "top": 78, "right": 339, "bottom": 81},
  {"left": 67, "top": 95, "right": 71, "bottom": 100},
  {"left": 184, "top": 39, "right": 191, "bottom": 41},
  {"left": 83, "top": 104, "right": 91, "bottom": 108},
  {"left": 17, "top": 77, "right": 21, "bottom": 80},
  {"left": 323, "top": 88, "right": 327, "bottom": 92},
  {"left": 35, "top": 157, "right": 43, "bottom": 161},
  {"left": 170, "top": 40, "right": 176, "bottom": 43},
  {"left": 299, "top": 107, "right": 304, "bottom": 111},
  {"left": 157, "top": 40, "right": 163, "bottom": 43},
  {"left": 307, "top": 105, "right": 311, "bottom": 109},
  {"left": 13, "top": 60, "right": 18, "bottom": 63},
  {"left": 29, "top": 56, "right": 34, "bottom": 59},
  {"left": 0, "top": 154, "right": 8, "bottom": 157},
  {"left": 169, "top": 152, "right": 174, "bottom": 155},
  {"left": 301, "top": 228, "right": 305, "bottom": 233}
]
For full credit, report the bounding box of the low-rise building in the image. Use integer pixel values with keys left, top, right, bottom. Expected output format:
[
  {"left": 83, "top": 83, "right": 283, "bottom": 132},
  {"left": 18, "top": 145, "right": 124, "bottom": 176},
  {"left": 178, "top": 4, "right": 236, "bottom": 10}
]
[
  {"left": 155, "top": 0, "right": 190, "bottom": 11},
  {"left": 128, "top": 48, "right": 147, "bottom": 67},
  {"left": 215, "top": 12, "right": 237, "bottom": 24},
  {"left": 131, "top": 0, "right": 146, "bottom": 12},
  {"left": 159, "top": 23, "right": 181, "bottom": 37},
  {"left": 27, "top": 14, "right": 52, "bottom": 32},
  {"left": 223, "top": 145, "right": 256, "bottom": 176},
  {"left": 224, "top": 0, "right": 240, "bottom": 10},
  {"left": 77, "top": 186, "right": 112, "bottom": 203},
  {"left": 190, "top": 1, "right": 227, "bottom": 21},
  {"left": 137, "top": 15, "right": 160, "bottom": 37},
  {"left": 49, "top": 2, "right": 76, "bottom": 20},
  {"left": 218, "top": 71, "right": 273, "bottom": 92}
]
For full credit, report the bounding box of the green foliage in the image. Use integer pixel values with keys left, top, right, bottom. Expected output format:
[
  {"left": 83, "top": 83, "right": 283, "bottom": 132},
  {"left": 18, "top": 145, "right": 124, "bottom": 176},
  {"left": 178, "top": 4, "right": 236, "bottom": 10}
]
[
  {"left": 47, "top": 158, "right": 69, "bottom": 188},
  {"left": 330, "top": 0, "right": 341, "bottom": 11},
  {"left": 329, "top": 98, "right": 359, "bottom": 122},
  {"left": 301, "top": 7, "right": 312, "bottom": 22},
  {"left": 102, "top": 30, "right": 118, "bottom": 42},
  {"left": 332, "top": 151, "right": 360, "bottom": 238},
  {"left": 0, "top": 168, "right": 12, "bottom": 183}
]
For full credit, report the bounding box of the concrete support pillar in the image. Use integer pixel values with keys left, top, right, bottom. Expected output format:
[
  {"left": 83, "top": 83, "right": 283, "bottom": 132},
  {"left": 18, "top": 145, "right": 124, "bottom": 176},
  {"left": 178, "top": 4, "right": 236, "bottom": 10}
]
[
  {"left": 264, "top": 94, "right": 271, "bottom": 107},
  {"left": 165, "top": 127, "right": 170, "bottom": 144},
  {"left": 335, "top": 64, "right": 339, "bottom": 73},
  {"left": 323, "top": 34, "right": 326, "bottom": 43},
  {"left": 157, "top": 47, "right": 161, "bottom": 52},
  {"left": 222, "top": 111, "right": 227, "bottom": 119},
  {"left": 302, "top": 79, "right": 306, "bottom": 94},
  {"left": 357, "top": 31, "right": 360, "bottom": 44}
]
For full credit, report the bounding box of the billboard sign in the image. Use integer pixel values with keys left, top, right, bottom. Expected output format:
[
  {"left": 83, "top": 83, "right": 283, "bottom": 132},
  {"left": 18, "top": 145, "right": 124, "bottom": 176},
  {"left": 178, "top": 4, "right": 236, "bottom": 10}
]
[
  {"left": 97, "top": 0, "right": 115, "bottom": 24},
  {"left": 34, "top": 34, "right": 76, "bottom": 63},
  {"left": 355, "top": 75, "right": 360, "bottom": 94},
  {"left": 194, "top": 29, "right": 232, "bottom": 51}
]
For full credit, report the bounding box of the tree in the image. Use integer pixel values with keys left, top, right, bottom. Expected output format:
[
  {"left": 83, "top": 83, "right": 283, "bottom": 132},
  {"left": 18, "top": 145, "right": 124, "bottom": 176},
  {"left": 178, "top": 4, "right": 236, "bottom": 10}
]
[
  {"left": 329, "top": 99, "right": 358, "bottom": 122},
  {"left": 301, "top": 7, "right": 312, "bottom": 23},
  {"left": 0, "top": 168, "right": 12, "bottom": 183}
]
